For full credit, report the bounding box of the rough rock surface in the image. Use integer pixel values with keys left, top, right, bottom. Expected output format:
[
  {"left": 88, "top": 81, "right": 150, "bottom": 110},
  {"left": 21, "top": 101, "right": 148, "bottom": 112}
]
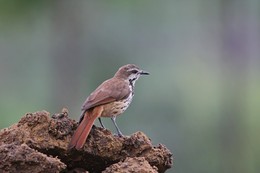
[
  {"left": 0, "top": 143, "right": 66, "bottom": 173},
  {"left": 0, "top": 110, "right": 173, "bottom": 173},
  {"left": 103, "top": 157, "right": 158, "bottom": 173}
]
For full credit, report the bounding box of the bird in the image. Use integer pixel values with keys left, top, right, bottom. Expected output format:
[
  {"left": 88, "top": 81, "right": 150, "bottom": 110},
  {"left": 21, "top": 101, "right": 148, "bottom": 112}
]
[{"left": 68, "top": 64, "right": 149, "bottom": 150}]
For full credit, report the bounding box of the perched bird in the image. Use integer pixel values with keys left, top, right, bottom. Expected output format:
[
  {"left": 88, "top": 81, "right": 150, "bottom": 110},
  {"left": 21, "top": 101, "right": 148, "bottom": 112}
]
[{"left": 68, "top": 64, "right": 149, "bottom": 150}]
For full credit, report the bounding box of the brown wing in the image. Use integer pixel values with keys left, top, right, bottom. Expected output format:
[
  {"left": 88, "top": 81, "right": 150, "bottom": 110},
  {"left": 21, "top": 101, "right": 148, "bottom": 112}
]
[{"left": 81, "top": 78, "right": 130, "bottom": 111}]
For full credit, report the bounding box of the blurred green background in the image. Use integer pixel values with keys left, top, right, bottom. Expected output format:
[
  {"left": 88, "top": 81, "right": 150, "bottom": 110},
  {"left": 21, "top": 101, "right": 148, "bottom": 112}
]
[{"left": 1, "top": 0, "right": 260, "bottom": 172}]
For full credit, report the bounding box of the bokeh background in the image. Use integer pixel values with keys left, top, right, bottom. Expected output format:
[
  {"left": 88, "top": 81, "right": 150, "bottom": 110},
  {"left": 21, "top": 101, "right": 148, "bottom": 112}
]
[{"left": 1, "top": 0, "right": 260, "bottom": 172}]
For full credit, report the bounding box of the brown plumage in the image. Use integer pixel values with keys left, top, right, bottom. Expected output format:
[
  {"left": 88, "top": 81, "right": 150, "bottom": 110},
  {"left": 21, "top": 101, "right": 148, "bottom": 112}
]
[{"left": 68, "top": 64, "right": 149, "bottom": 150}]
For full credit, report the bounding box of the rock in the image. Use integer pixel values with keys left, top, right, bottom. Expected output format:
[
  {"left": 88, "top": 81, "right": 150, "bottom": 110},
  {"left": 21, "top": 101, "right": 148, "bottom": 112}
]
[
  {"left": 0, "top": 143, "right": 66, "bottom": 173},
  {"left": 103, "top": 157, "right": 158, "bottom": 173},
  {"left": 0, "top": 110, "right": 173, "bottom": 172}
]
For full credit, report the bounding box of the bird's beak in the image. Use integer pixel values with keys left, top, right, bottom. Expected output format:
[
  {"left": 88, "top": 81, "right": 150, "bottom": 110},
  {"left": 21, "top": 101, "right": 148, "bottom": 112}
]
[{"left": 140, "top": 70, "right": 150, "bottom": 75}]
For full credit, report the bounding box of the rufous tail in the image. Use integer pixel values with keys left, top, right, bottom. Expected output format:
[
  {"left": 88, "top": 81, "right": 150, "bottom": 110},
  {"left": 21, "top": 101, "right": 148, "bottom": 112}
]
[{"left": 68, "top": 106, "right": 103, "bottom": 150}]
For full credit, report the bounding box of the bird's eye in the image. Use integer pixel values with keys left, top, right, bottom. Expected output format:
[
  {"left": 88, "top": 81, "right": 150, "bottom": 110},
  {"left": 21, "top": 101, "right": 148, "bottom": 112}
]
[{"left": 131, "top": 70, "right": 138, "bottom": 74}]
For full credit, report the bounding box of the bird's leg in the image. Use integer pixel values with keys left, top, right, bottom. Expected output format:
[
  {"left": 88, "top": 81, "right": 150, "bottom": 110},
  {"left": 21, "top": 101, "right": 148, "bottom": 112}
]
[
  {"left": 111, "top": 116, "right": 123, "bottom": 137},
  {"left": 98, "top": 117, "right": 106, "bottom": 128}
]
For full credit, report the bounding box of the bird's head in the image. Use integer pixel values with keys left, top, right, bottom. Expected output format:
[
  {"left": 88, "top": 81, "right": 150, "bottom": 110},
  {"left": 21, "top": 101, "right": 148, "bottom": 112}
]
[{"left": 114, "top": 64, "right": 149, "bottom": 85}]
